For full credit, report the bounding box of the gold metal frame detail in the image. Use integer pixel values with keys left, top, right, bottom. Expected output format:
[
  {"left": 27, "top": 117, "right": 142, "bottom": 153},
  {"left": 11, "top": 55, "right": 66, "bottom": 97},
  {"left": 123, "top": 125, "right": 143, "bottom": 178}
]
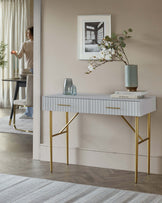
[
  {"left": 50, "top": 111, "right": 79, "bottom": 172},
  {"left": 121, "top": 114, "right": 151, "bottom": 183},
  {"left": 13, "top": 104, "right": 33, "bottom": 133},
  {"left": 9, "top": 119, "right": 12, "bottom": 125},
  {"left": 49, "top": 112, "right": 151, "bottom": 184}
]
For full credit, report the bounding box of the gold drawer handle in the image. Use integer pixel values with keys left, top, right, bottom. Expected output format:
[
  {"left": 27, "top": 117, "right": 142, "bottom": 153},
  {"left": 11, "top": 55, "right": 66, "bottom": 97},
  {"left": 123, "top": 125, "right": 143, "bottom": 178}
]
[
  {"left": 57, "top": 104, "right": 71, "bottom": 107},
  {"left": 106, "top": 107, "right": 120, "bottom": 110}
]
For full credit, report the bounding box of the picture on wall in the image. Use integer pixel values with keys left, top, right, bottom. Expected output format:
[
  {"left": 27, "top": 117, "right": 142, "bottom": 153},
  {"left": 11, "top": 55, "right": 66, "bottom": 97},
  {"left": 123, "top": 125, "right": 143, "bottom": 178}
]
[{"left": 78, "top": 15, "right": 111, "bottom": 60}]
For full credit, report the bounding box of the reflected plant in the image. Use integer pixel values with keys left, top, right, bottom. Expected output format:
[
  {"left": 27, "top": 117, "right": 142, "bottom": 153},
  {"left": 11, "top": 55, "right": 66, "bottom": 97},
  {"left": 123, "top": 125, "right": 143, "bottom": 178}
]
[
  {"left": 0, "top": 41, "right": 8, "bottom": 68},
  {"left": 86, "top": 28, "right": 133, "bottom": 74}
]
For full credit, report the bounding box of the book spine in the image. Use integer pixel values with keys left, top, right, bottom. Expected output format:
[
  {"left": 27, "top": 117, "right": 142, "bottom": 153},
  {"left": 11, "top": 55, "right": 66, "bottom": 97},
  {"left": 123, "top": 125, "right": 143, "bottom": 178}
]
[
  {"left": 111, "top": 95, "right": 143, "bottom": 99},
  {"left": 114, "top": 91, "right": 147, "bottom": 96}
]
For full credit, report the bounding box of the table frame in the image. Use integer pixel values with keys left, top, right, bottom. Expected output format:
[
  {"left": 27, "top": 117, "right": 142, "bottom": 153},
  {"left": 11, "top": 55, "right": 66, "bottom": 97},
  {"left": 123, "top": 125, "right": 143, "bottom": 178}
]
[{"left": 49, "top": 111, "right": 151, "bottom": 184}]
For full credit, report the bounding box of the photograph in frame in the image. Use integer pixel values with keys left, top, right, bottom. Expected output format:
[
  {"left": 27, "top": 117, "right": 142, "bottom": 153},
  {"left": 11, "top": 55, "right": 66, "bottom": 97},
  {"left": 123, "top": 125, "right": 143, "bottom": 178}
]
[{"left": 78, "top": 15, "right": 111, "bottom": 60}]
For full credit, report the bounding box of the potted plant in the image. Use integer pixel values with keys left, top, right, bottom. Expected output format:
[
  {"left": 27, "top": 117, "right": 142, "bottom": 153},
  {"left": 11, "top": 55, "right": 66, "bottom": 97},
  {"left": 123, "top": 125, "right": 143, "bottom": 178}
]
[
  {"left": 86, "top": 28, "right": 138, "bottom": 91},
  {"left": 0, "top": 41, "right": 7, "bottom": 68}
]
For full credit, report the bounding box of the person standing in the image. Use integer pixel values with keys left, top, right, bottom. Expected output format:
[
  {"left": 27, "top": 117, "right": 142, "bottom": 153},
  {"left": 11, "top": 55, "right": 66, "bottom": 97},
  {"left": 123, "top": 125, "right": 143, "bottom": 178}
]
[{"left": 11, "top": 26, "right": 33, "bottom": 118}]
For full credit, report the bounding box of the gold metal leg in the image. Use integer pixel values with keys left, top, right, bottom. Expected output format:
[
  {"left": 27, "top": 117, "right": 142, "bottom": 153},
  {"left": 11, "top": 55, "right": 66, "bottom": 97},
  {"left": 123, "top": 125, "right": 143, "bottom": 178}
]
[
  {"left": 49, "top": 112, "right": 79, "bottom": 172},
  {"left": 135, "top": 117, "right": 139, "bottom": 184},
  {"left": 12, "top": 104, "right": 16, "bottom": 129},
  {"left": 50, "top": 111, "right": 53, "bottom": 173},
  {"left": 12, "top": 104, "right": 33, "bottom": 133},
  {"left": 13, "top": 105, "right": 16, "bottom": 126},
  {"left": 66, "top": 112, "right": 69, "bottom": 165},
  {"left": 9, "top": 119, "right": 12, "bottom": 125},
  {"left": 147, "top": 113, "right": 151, "bottom": 175},
  {"left": 59, "top": 113, "right": 79, "bottom": 133},
  {"left": 121, "top": 116, "right": 143, "bottom": 141}
]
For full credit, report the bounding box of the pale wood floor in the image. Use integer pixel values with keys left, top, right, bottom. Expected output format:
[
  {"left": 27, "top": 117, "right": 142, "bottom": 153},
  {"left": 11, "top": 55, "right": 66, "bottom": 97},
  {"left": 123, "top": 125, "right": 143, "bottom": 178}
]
[{"left": 0, "top": 108, "right": 162, "bottom": 195}]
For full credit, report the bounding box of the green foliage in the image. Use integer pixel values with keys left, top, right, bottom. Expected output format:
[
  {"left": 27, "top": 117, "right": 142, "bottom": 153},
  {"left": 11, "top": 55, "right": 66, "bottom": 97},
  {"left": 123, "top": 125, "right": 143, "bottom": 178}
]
[
  {"left": 0, "top": 41, "right": 7, "bottom": 68},
  {"left": 102, "top": 28, "right": 133, "bottom": 65},
  {"left": 86, "top": 28, "right": 133, "bottom": 74},
  {"left": 128, "top": 28, "right": 133, "bottom": 32}
]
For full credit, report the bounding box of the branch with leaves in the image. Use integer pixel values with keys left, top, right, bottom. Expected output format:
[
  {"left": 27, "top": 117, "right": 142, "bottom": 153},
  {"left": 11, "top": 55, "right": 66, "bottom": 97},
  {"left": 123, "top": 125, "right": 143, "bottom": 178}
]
[
  {"left": 0, "top": 41, "right": 8, "bottom": 68},
  {"left": 86, "top": 28, "right": 133, "bottom": 74}
]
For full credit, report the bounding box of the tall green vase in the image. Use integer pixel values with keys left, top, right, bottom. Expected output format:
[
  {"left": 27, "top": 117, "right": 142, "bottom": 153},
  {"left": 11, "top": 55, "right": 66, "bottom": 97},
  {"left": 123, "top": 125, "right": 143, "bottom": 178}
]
[{"left": 125, "top": 65, "right": 138, "bottom": 91}]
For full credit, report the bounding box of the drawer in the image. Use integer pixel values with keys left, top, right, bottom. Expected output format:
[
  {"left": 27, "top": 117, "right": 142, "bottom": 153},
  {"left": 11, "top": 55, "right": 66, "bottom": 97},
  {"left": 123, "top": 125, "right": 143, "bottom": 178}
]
[
  {"left": 89, "top": 99, "right": 140, "bottom": 116},
  {"left": 43, "top": 97, "right": 90, "bottom": 114}
]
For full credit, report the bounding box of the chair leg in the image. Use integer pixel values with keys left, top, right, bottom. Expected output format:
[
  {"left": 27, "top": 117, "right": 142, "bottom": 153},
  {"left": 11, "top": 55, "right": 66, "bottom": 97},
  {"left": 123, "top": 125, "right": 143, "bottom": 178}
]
[
  {"left": 13, "top": 104, "right": 16, "bottom": 126},
  {"left": 13, "top": 104, "right": 33, "bottom": 133}
]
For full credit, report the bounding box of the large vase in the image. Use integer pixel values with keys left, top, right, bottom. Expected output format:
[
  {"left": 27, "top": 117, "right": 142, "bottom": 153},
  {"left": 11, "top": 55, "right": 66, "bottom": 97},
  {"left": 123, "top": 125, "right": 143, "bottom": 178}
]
[{"left": 125, "top": 65, "right": 138, "bottom": 91}]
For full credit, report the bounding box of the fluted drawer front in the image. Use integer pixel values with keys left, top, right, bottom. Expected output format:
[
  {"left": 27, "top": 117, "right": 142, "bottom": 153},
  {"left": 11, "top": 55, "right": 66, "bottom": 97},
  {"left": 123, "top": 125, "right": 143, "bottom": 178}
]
[
  {"left": 43, "top": 94, "right": 156, "bottom": 117},
  {"left": 89, "top": 100, "right": 140, "bottom": 116},
  {"left": 43, "top": 96, "right": 90, "bottom": 113}
]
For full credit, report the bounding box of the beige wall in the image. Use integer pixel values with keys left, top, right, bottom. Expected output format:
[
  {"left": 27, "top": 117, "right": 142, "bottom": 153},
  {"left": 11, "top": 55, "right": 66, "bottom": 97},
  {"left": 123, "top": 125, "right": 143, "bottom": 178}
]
[{"left": 41, "top": 0, "right": 162, "bottom": 174}]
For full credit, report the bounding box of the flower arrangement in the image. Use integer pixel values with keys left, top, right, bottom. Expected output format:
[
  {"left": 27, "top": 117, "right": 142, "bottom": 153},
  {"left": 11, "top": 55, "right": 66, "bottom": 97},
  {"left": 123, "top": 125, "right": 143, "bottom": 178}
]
[
  {"left": 0, "top": 41, "right": 7, "bottom": 68},
  {"left": 86, "top": 28, "right": 133, "bottom": 74}
]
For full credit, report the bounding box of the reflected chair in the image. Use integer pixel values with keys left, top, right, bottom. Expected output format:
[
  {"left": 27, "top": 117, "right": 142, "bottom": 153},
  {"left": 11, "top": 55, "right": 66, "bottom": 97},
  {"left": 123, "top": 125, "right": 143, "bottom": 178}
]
[{"left": 13, "top": 74, "right": 33, "bottom": 133}]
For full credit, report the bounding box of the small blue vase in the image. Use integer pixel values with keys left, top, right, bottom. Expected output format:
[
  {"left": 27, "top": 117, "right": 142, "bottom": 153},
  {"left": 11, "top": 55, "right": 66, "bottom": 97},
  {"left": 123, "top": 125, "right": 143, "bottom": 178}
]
[
  {"left": 125, "top": 65, "right": 138, "bottom": 91},
  {"left": 72, "top": 85, "right": 77, "bottom": 95},
  {"left": 63, "top": 78, "right": 73, "bottom": 95}
]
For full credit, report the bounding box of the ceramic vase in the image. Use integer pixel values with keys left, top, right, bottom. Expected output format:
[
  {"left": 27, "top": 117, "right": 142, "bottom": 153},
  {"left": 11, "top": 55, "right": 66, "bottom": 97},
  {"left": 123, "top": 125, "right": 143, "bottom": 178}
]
[{"left": 125, "top": 65, "right": 138, "bottom": 91}]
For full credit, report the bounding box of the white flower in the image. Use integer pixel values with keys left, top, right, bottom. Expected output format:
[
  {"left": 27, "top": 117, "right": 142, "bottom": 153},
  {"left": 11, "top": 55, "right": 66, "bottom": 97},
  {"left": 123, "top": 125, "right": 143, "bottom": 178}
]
[
  {"left": 100, "top": 47, "right": 106, "bottom": 51},
  {"left": 111, "top": 48, "right": 115, "bottom": 55},
  {"left": 104, "top": 41, "right": 111, "bottom": 47},
  {"left": 105, "top": 54, "right": 112, "bottom": 60},
  {"left": 88, "top": 64, "right": 94, "bottom": 71},
  {"left": 98, "top": 49, "right": 112, "bottom": 61},
  {"left": 90, "top": 56, "right": 97, "bottom": 60},
  {"left": 106, "top": 48, "right": 115, "bottom": 55},
  {"left": 99, "top": 51, "right": 105, "bottom": 59}
]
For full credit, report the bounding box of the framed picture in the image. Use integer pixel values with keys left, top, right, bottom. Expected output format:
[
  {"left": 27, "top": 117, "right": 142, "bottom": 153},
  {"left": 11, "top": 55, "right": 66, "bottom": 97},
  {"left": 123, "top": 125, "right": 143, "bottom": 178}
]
[{"left": 77, "top": 15, "right": 111, "bottom": 60}]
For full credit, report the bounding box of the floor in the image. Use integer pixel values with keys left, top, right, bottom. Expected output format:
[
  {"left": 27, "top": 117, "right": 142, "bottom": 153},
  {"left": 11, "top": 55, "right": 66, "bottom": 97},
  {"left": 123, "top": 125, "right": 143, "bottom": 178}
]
[{"left": 0, "top": 108, "right": 162, "bottom": 196}]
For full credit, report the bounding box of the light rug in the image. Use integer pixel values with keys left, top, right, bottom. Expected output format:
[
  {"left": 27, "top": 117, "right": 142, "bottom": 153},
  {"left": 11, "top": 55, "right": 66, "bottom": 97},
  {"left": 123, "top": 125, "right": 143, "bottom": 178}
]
[
  {"left": 0, "top": 174, "right": 161, "bottom": 203},
  {"left": 0, "top": 114, "right": 32, "bottom": 135}
]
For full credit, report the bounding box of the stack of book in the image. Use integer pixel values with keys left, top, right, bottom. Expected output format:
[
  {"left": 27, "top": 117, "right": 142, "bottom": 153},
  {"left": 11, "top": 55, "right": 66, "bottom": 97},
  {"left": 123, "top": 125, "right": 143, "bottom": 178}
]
[{"left": 110, "top": 91, "right": 148, "bottom": 99}]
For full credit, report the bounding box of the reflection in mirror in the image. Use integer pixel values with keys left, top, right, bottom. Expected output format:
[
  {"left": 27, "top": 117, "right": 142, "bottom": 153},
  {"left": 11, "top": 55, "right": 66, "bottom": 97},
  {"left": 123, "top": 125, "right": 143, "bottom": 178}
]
[{"left": 0, "top": 0, "right": 34, "bottom": 154}]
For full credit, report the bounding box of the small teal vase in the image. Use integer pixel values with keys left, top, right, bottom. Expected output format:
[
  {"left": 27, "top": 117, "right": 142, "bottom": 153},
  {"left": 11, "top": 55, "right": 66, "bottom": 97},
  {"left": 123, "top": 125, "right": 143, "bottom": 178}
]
[
  {"left": 125, "top": 65, "right": 138, "bottom": 91},
  {"left": 63, "top": 78, "right": 73, "bottom": 95}
]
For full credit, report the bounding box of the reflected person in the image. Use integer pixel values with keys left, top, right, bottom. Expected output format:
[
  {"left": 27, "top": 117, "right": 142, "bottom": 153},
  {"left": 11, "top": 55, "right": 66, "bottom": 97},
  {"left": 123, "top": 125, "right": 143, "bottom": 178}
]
[{"left": 11, "top": 26, "right": 33, "bottom": 118}]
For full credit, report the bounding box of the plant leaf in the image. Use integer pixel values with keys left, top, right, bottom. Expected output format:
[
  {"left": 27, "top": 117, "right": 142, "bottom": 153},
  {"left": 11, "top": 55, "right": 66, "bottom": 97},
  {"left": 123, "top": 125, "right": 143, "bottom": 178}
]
[
  {"left": 119, "top": 36, "right": 124, "bottom": 41},
  {"left": 128, "top": 28, "right": 133, "bottom": 32},
  {"left": 111, "top": 33, "right": 117, "bottom": 40},
  {"left": 105, "top": 35, "right": 111, "bottom": 41}
]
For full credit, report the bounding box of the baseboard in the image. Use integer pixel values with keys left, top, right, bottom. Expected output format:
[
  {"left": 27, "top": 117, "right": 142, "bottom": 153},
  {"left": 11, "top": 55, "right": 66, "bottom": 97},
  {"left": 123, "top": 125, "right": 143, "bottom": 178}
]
[{"left": 39, "top": 144, "right": 162, "bottom": 174}]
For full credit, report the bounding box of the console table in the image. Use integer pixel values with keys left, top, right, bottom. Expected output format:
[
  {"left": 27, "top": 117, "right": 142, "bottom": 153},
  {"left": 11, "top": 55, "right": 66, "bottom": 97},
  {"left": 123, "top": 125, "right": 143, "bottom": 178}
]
[{"left": 42, "top": 94, "right": 156, "bottom": 183}]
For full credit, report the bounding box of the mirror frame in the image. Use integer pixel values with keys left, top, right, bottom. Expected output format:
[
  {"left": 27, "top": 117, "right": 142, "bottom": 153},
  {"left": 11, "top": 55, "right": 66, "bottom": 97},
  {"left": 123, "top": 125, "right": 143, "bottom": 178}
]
[{"left": 33, "top": 0, "right": 41, "bottom": 159}]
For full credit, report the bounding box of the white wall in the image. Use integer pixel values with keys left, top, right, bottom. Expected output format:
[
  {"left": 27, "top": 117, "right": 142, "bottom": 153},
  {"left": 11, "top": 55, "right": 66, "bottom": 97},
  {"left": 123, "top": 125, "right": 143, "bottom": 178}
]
[{"left": 40, "top": 0, "right": 162, "bottom": 174}]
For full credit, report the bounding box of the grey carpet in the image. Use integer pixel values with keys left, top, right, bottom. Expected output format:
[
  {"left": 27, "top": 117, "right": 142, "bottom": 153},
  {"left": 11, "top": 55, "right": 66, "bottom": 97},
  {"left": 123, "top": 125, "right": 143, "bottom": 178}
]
[
  {"left": 0, "top": 114, "right": 32, "bottom": 135},
  {"left": 0, "top": 174, "right": 161, "bottom": 203}
]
